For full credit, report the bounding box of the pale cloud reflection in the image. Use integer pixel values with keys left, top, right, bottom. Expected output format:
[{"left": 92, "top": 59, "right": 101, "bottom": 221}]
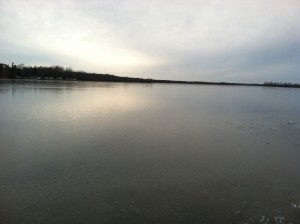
[{"left": 2, "top": 82, "right": 154, "bottom": 122}]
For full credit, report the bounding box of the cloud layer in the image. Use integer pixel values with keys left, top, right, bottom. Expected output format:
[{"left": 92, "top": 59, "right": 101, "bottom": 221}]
[{"left": 1, "top": 0, "right": 300, "bottom": 82}]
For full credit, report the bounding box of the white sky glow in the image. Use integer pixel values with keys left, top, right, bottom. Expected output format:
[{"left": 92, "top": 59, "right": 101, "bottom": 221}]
[{"left": 1, "top": 0, "right": 300, "bottom": 82}]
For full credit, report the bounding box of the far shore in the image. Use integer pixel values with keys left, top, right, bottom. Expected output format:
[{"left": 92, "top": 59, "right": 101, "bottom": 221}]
[{"left": 1, "top": 63, "right": 299, "bottom": 88}]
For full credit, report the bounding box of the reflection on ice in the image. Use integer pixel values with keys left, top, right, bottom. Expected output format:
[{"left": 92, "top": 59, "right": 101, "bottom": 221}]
[{"left": 1, "top": 80, "right": 300, "bottom": 224}]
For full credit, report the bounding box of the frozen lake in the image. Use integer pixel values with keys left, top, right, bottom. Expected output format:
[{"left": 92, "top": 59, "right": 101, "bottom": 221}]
[{"left": 1, "top": 80, "right": 300, "bottom": 223}]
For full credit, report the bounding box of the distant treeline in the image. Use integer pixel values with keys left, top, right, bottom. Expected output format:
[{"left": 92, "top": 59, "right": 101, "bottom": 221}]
[
  {"left": 1, "top": 62, "right": 299, "bottom": 88},
  {"left": 0, "top": 63, "right": 154, "bottom": 83},
  {"left": 263, "top": 82, "right": 300, "bottom": 88}
]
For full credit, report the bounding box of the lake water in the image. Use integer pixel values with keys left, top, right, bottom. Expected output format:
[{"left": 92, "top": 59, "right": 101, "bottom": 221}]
[{"left": 1, "top": 80, "right": 300, "bottom": 224}]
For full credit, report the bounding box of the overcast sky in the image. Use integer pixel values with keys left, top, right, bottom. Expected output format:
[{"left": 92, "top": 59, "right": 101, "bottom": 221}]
[{"left": 1, "top": 0, "right": 300, "bottom": 83}]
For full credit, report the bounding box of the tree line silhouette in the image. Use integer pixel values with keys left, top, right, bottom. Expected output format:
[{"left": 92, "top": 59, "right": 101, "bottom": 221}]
[
  {"left": 263, "top": 81, "right": 300, "bottom": 88},
  {"left": 0, "top": 63, "right": 154, "bottom": 83},
  {"left": 1, "top": 62, "right": 299, "bottom": 88}
]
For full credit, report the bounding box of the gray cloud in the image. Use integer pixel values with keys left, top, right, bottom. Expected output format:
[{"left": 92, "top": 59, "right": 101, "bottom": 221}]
[
  {"left": 167, "top": 36, "right": 300, "bottom": 82},
  {"left": 1, "top": 0, "right": 300, "bottom": 82}
]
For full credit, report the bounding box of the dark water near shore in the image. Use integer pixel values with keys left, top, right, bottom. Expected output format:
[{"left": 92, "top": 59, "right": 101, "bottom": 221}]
[{"left": 1, "top": 80, "right": 300, "bottom": 224}]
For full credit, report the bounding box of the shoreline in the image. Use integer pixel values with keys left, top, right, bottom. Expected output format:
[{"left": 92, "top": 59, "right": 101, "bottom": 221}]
[{"left": 2, "top": 77, "right": 300, "bottom": 89}]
